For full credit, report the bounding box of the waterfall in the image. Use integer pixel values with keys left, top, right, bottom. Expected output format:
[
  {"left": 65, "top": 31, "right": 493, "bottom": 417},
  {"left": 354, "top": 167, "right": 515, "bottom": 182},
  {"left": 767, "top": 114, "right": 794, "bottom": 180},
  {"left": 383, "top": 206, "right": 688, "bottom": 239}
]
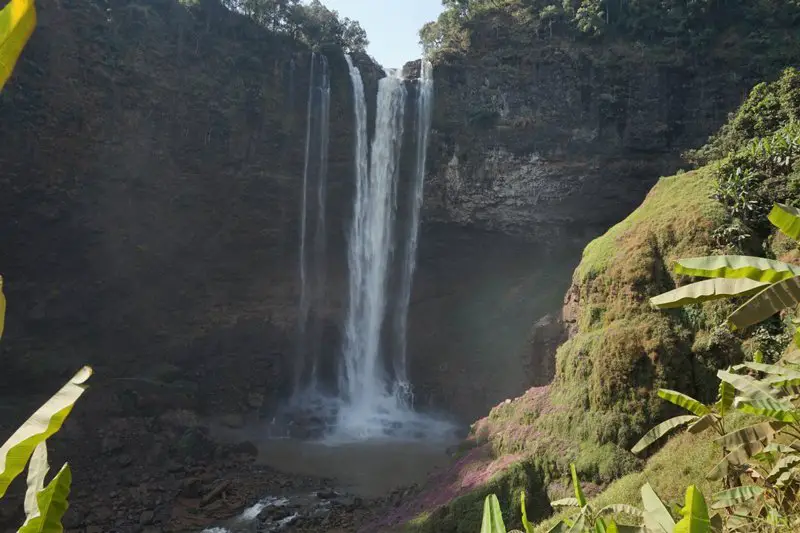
[
  {"left": 276, "top": 55, "right": 451, "bottom": 442},
  {"left": 393, "top": 60, "right": 434, "bottom": 397},
  {"left": 339, "top": 60, "right": 408, "bottom": 434},
  {"left": 295, "top": 52, "right": 330, "bottom": 395}
]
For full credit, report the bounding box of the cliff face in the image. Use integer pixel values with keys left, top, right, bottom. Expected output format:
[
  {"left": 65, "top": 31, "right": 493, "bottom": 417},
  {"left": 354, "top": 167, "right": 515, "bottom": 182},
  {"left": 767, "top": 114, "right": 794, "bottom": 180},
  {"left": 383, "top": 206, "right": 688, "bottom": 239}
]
[
  {"left": 0, "top": 0, "right": 380, "bottom": 404},
  {"left": 424, "top": 31, "right": 799, "bottom": 242}
]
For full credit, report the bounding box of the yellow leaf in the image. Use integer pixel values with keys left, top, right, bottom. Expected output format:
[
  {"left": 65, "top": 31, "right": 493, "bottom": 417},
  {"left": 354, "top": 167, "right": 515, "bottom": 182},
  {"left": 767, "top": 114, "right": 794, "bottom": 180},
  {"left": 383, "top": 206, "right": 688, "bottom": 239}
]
[{"left": 0, "top": 0, "right": 37, "bottom": 91}]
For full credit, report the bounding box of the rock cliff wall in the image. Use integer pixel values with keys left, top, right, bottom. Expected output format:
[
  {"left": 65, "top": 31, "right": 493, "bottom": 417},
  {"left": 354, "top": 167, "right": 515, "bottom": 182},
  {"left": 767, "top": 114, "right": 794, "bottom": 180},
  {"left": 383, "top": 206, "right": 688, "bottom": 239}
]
[
  {"left": 0, "top": 0, "right": 379, "bottom": 406},
  {"left": 424, "top": 31, "right": 800, "bottom": 243}
]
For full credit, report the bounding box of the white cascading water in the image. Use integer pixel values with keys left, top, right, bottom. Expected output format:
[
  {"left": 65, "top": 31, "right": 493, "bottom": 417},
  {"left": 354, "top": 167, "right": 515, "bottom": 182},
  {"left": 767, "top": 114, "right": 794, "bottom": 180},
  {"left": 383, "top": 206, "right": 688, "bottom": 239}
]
[
  {"left": 337, "top": 61, "right": 407, "bottom": 437},
  {"left": 392, "top": 60, "right": 434, "bottom": 396},
  {"left": 330, "top": 57, "right": 452, "bottom": 441},
  {"left": 295, "top": 53, "right": 330, "bottom": 395}
]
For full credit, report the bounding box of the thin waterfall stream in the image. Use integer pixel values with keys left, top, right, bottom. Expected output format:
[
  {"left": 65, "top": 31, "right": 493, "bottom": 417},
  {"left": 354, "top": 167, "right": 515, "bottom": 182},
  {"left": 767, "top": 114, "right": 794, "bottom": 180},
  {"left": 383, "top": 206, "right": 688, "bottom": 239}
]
[
  {"left": 295, "top": 52, "right": 331, "bottom": 395},
  {"left": 393, "top": 60, "right": 434, "bottom": 394}
]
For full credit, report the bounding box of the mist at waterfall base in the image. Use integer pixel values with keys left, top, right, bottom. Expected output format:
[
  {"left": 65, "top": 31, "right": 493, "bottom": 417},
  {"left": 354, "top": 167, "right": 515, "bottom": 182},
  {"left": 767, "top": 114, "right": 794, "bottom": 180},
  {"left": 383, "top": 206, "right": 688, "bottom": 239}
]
[{"left": 272, "top": 54, "right": 458, "bottom": 446}]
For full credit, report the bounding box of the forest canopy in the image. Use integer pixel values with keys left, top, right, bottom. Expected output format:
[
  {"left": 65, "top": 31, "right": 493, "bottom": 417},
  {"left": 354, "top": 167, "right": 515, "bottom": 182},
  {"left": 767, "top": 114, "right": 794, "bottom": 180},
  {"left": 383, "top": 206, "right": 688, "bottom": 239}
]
[
  {"left": 420, "top": 0, "right": 800, "bottom": 57},
  {"left": 187, "top": 0, "right": 369, "bottom": 52}
]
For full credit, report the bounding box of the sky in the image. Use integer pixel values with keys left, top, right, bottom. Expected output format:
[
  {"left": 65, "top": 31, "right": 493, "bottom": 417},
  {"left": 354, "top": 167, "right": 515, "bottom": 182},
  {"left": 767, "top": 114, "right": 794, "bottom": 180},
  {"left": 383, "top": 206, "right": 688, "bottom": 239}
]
[{"left": 317, "top": 0, "right": 444, "bottom": 68}]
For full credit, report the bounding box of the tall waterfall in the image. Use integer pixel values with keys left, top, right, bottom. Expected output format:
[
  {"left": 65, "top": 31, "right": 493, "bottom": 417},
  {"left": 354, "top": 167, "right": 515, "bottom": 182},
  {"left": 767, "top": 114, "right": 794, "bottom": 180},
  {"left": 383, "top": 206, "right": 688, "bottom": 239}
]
[
  {"left": 295, "top": 53, "right": 330, "bottom": 395},
  {"left": 276, "top": 55, "right": 451, "bottom": 442},
  {"left": 338, "top": 60, "right": 408, "bottom": 435},
  {"left": 393, "top": 60, "right": 434, "bottom": 393}
]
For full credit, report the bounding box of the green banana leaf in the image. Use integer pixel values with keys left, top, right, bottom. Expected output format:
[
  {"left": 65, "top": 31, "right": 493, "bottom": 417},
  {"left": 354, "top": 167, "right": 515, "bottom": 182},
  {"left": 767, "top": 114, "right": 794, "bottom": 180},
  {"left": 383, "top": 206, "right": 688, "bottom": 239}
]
[
  {"left": 520, "top": 491, "right": 534, "bottom": 533},
  {"left": 607, "top": 521, "right": 645, "bottom": 533},
  {"left": 597, "top": 504, "right": 644, "bottom": 518},
  {"left": 566, "top": 514, "right": 585, "bottom": 533},
  {"left": 735, "top": 398, "right": 799, "bottom": 423},
  {"left": 551, "top": 498, "right": 581, "bottom": 508},
  {"left": 641, "top": 483, "right": 675, "bottom": 533},
  {"left": 631, "top": 415, "right": 698, "bottom": 454},
  {"left": 738, "top": 361, "right": 800, "bottom": 377},
  {"left": 714, "top": 421, "right": 785, "bottom": 449},
  {"left": 688, "top": 414, "right": 720, "bottom": 434},
  {"left": 546, "top": 521, "right": 569, "bottom": 533},
  {"left": 768, "top": 203, "right": 800, "bottom": 241},
  {"left": 716, "top": 379, "right": 735, "bottom": 416},
  {"left": 481, "top": 494, "right": 507, "bottom": 533},
  {"left": 716, "top": 370, "right": 778, "bottom": 401},
  {"left": 727, "top": 276, "right": 800, "bottom": 331},
  {"left": 707, "top": 440, "right": 766, "bottom": 481},
  {"left": 674, "top": 485, "right": 710, "bottom": 533},
  {"left": 650, "top": 278, "right": 770, "bottom": 309},
  {"left": 711, "top": 486, "right": 764, "bottom": 509},
  {"left": 570, "top": 464, "right": 586, "bottom": 507},
  {"left": 767, "top": 454, "right": 800, "bottom": 487},
  {"left": 674, "top": 255, "right": 800, "bottom": 282},
  {"left": 0, "top": 366, "right": 92, "bottom": 497},
  {"left": 17, "top": 463, "right": 71, "bottom": 533},
  {"left": 657, "top": 389, "right": 710, "bottom": 416}
]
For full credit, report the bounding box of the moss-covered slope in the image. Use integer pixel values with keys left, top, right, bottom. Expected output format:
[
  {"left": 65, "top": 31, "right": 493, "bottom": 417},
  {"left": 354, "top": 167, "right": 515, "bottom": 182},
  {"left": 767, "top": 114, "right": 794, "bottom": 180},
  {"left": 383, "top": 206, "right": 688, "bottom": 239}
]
[
  {"left": 398, "top": 67, "right": 800, "bottom": 533},
  {"left": 392, "top": 167, "right": 734, "bottom": 533}
]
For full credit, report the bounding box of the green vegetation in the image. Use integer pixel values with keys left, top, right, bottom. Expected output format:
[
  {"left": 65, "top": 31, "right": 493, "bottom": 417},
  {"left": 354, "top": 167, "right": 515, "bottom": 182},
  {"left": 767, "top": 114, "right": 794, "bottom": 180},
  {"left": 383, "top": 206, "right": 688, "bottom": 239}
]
[
  {"left": 425, "top": 44, "right": 800, "bottom": 533},
  {"left": 211, "top": 0, "right": 368, "bottom": 52},
  {"left": 421, "top": 0, "right": 800, "bottom": 61},
  {"left": 0, "top": 283, "right": 92, "bottom": 532},
  {"left": 480, "top": 239, "right": 800, "bottom": 530},
  {"left": 476, "top": 73, "right": 800, "bottom": 528}
]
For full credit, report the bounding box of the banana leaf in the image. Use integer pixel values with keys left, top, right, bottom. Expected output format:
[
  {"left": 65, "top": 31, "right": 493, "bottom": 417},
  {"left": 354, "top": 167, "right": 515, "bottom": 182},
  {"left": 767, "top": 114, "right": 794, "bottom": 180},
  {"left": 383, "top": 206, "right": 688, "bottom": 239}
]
[
  {"left": 767, "top": 454, "right": 800, "bottom": 488},
  {"left": 715, "top": 421, "right": 785, "bottom": 449},
  {"left": 650, "top": 278, "right": 770, "bottom": 309},
  {"left": 716, "top": 379, "right": 735, "bottom": 416},
  {"left": 711, "top": 486, "right": 764, "bottom": 509},
  {"left": 566, "top": 514, "right": 585, "bottom": 533},
  {"left": 551, "top": 498, "right": 581, "bottom": 508},
  {"left": 727, "top": 276, "right": 800, "bottom": 331},
  {"left": 657, "top": 389, "right": 710, "bottom": 416},
  {"left": 688, "top": 414, "right": 720, "bottom": 434},
  {"left": 735, "top": 398, "right": 799, "bottom": 423},
  {"left": 631, "top": 415, "right": 698, "bottom": 454},
  {"left": 546, "top": 521, "right": 569, "bottom": 533},
  {"left": 0, "top": 0, "right": 37, "bottom": 91},
  {"left": 598, "top": 504, "right": 644, "bottom": 518},
  {"left": 17, "top": 463, "right": 71, "bottom": 533},
  {"left": 481, "top": 494, "right": 507, "bottom": 533},
  {"left": 641, "top": 483, "right": 675, "bottom": 533},
  {"left": 0, "top": 366, "right": 92, "bottom": 497},
  {"left": 674, "top": 255, "right": 800, "bottom": 282},
  {"left": 707, "top": 440, "right": 767, "bottom": 481},
  {"left": 22, "top": 442, "right": 48, "bottom": 522},
  {"left": 570, "top": 464, "right": 586, "bottom": 507},
  {"left": 768, "top": 203, "right": 800, "bottom": 241},
  {"left": 520, "top": 491, "right": 534, "bottom": 533},
  {"left": 674, "top": 486, "right": 710, "bottom": 533},
  {"left": 716, "top": 370, "right": 778, "bottom": 401}
]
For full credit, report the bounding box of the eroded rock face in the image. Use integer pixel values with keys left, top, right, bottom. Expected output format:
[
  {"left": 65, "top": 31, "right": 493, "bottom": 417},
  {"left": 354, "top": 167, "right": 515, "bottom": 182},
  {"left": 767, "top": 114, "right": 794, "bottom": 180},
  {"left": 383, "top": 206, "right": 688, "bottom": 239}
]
[{"left": 423, "top": 41, "right": 794, "bottom": 243}]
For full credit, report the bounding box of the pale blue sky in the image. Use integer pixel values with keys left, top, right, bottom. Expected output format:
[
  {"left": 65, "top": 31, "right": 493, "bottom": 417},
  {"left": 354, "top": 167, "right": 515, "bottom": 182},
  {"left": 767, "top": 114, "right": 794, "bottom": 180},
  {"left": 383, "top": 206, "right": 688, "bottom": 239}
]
[{"left": 318, "top": 0, "right": 444, "bottom": 68}]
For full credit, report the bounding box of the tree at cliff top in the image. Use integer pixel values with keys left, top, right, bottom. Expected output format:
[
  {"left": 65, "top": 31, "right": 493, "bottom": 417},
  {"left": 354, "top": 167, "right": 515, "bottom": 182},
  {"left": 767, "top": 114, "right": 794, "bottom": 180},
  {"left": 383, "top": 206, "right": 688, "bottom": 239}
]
[
  {"left": 420, "top": 0, "right": 800, "bottom": 59},
  {"left": 214, "top": 0, "right": 368, "bottom": 52}
]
